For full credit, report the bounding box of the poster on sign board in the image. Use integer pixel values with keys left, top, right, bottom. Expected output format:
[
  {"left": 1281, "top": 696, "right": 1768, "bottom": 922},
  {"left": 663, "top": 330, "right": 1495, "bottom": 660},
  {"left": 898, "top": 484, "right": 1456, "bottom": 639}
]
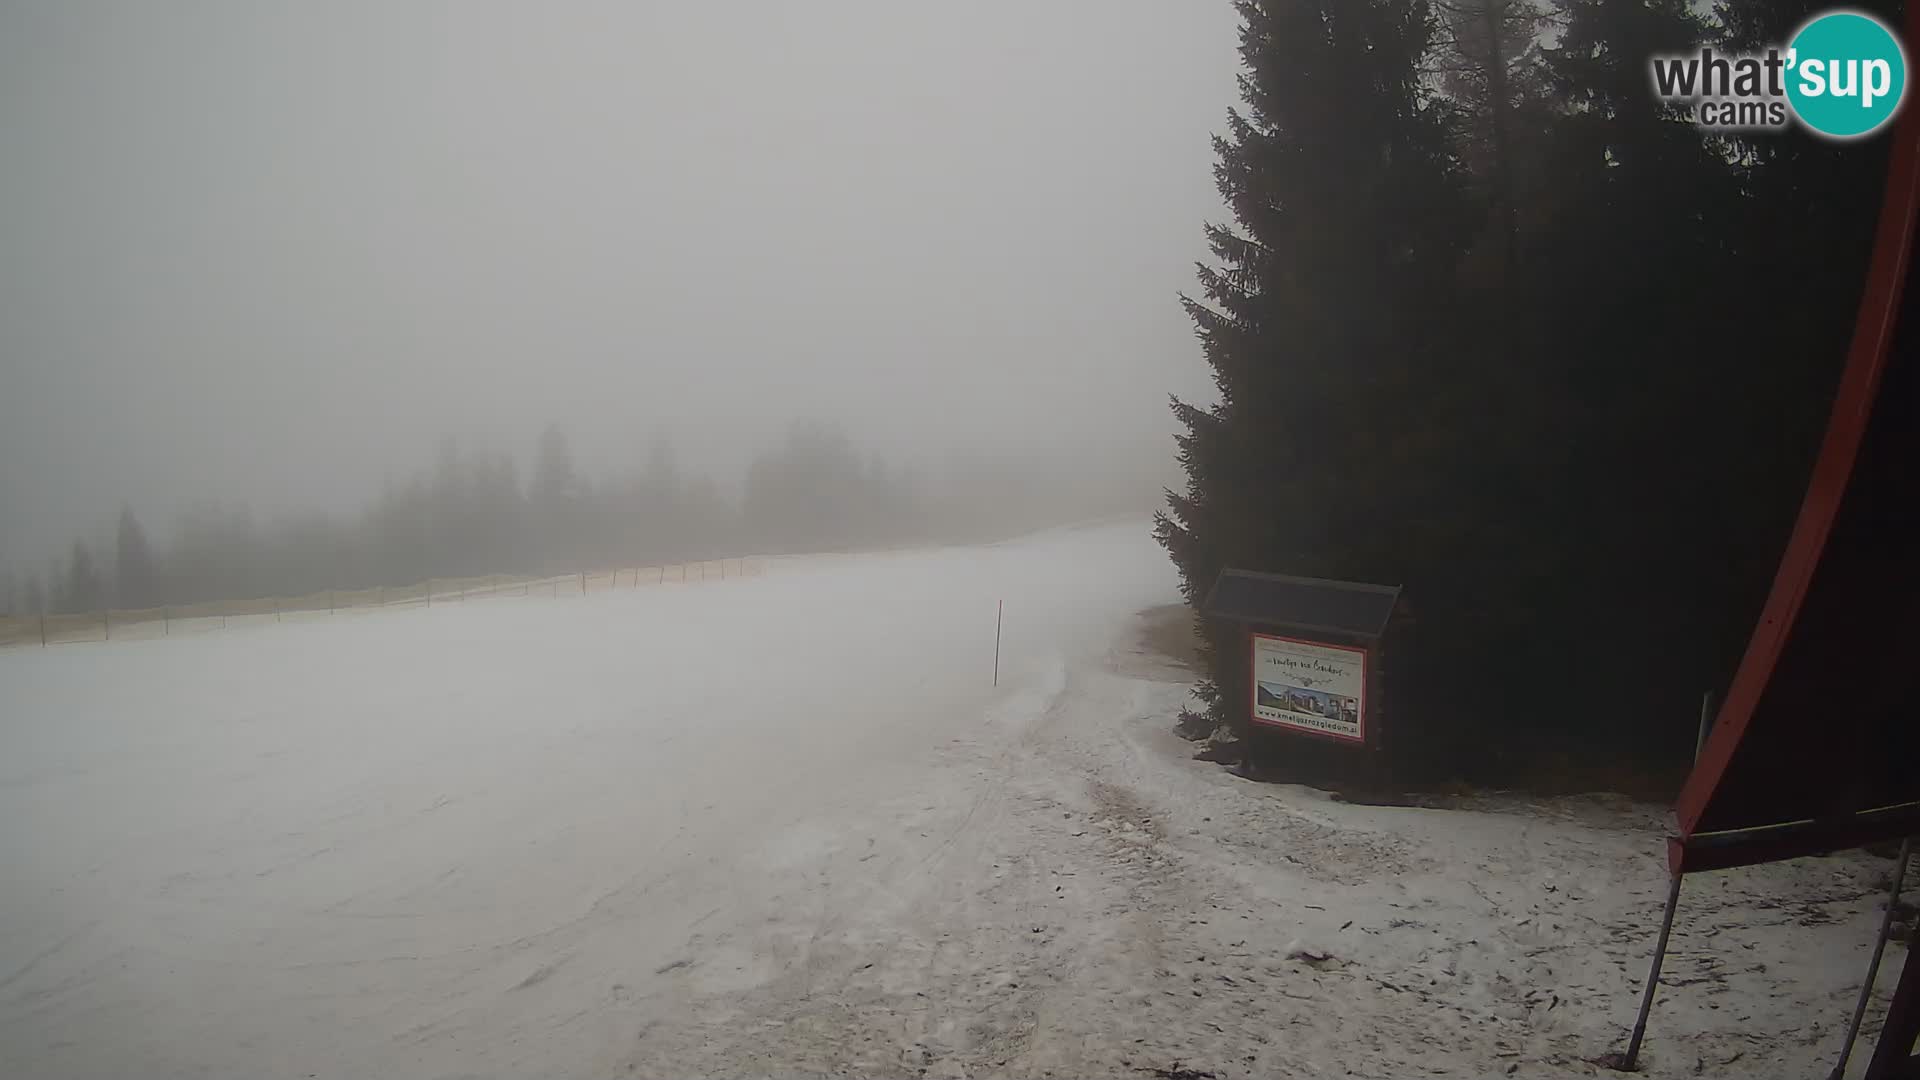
[{"left": 1250, "top": 633, "right": 1367, "bottom": 743}]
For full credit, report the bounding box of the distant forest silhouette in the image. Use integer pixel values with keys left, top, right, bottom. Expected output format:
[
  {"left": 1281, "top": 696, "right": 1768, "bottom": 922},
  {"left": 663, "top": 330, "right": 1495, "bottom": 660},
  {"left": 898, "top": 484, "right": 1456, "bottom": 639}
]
[{"left": 6, "top": 420, "right": 1165, "bottom": 615}]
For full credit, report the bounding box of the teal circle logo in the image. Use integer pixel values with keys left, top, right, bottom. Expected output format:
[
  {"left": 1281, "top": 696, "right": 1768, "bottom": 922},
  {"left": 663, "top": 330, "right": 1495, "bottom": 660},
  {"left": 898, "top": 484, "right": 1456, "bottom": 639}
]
[{"left": 1786, "top": 10, "right": 1908, "bottom": 139}]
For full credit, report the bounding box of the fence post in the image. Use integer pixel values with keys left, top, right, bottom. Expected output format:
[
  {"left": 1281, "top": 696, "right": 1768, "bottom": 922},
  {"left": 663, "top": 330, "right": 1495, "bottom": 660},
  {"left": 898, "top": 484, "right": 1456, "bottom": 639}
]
[
  {"left": 40, "top": 610, "right": 46, "bottom": 647},
  {"left": 329, "top": 589, "right": 335, "bottom": 615},
  {"left": 163, "top": 606, "right": 169, "bottom": 636},
  {"left": 274, "top": 597, "right": 280, "bottom": 622},
  {"left": 580, "top": 570, "right": 586, "bottom": 595},
  {"left": 103, "top": 607, "right": 110, "bottom": 640},
  {"left": 427, "top": 580, "right": 432, "bottom": 608}
]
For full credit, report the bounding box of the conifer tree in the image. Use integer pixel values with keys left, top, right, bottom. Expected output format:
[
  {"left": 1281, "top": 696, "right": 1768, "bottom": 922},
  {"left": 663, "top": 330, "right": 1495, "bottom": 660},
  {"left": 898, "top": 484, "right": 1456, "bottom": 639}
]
[
  {"left": 1157, "top": 0, "right": 1473, "bottom": 757},
  {"left": 115, "top": 507, "right": 158, "bottom": 609}
]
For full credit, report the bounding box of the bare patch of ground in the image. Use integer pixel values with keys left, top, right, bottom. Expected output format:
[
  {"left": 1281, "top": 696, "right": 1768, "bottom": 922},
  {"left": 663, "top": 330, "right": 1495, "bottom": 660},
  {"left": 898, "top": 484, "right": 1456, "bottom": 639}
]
[{"left": 1106, "top": 604, "right": 1202, "bottom": 683}]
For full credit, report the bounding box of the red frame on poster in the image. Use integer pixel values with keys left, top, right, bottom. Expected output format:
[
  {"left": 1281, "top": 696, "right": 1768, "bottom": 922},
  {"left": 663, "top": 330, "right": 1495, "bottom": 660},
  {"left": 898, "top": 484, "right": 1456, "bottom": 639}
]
[{"left": 1248, "top": 631, "right": 1369, "bottom": 745}]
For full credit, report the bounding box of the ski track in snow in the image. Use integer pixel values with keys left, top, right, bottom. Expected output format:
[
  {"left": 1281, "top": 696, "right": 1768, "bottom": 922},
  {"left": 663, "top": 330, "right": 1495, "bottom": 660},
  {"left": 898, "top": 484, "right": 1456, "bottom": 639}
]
[{"left": 0, "top": 521, "right": 1903, "bottom": 1079}]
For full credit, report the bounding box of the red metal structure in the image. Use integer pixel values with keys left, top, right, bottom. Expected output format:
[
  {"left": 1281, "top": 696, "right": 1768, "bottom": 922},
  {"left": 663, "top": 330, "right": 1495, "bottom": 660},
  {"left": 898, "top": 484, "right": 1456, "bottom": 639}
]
[
  {"left": 1624, "top": 16, "right": 1920, "bottom": 1072},
  {"left": 1672, "top": 116, "right": 1920, "bottom": 879}
]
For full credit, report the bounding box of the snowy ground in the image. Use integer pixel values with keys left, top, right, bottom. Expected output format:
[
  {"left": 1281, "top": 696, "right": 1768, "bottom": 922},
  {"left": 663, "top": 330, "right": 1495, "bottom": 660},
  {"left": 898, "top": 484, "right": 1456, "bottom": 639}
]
[{"left": 0, "top": 522, "right": 1905, "bottom": 1079}]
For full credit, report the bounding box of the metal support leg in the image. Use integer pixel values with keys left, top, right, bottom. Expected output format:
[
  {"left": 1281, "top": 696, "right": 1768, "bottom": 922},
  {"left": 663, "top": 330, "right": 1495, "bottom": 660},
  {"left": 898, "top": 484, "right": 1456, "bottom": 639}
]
[
  {"left": 1835, "top": 838, "right": 1913, "bottom": 1080},
  {"left": 1621, "top": 873, "right": 1685, "bottom": 1070},
  {"left": 1866, "top": 896, "right": 1920, "bottom": 1079}
]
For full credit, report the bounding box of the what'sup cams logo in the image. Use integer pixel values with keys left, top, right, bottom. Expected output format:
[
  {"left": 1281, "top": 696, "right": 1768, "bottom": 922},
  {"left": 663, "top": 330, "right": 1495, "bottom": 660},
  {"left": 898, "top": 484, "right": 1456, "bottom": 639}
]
[{"left": 1650, "top": 9, "right": 1908, "bottom": 139}]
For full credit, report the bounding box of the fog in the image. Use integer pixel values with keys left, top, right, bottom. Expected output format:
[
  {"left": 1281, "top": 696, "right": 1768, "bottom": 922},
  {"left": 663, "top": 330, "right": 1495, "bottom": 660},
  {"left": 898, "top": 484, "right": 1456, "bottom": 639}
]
[{"left": 0, "top": 2, "right": 1237, "bottom": 584}]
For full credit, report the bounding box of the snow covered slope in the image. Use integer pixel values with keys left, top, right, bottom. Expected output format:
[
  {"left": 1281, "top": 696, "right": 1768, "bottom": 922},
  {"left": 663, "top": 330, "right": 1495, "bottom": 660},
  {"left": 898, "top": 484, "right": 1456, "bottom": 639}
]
[{"left": 0, "top": 522, "right": 1902, "bottom": 1078}]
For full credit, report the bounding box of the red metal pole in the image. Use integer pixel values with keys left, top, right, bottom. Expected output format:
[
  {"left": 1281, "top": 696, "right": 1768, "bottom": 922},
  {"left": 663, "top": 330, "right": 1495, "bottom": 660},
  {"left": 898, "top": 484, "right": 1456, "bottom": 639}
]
[{"left": 1675, "top": 69, "right": 1920, "bottom": 837}]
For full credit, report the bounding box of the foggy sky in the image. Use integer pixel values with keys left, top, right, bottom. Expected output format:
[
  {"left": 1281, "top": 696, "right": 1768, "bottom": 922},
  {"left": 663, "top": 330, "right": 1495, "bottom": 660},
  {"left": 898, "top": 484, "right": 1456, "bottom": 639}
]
[{"left": 0, "top": 2, "right": 1237, "bottom": 572}]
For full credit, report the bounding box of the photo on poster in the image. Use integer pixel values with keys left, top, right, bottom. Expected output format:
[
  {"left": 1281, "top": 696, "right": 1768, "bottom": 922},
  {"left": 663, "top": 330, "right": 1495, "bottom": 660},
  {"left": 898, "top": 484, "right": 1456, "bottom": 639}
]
[{"left": 1250, "top": 634, "right": 1365, "bottom": 741}]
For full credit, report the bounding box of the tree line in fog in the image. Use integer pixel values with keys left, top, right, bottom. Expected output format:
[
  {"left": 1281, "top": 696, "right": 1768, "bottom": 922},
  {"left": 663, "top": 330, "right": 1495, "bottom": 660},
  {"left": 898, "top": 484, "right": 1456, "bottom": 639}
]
[{"left": 6, "top": 419, "right": 1117, "bottom": 615}]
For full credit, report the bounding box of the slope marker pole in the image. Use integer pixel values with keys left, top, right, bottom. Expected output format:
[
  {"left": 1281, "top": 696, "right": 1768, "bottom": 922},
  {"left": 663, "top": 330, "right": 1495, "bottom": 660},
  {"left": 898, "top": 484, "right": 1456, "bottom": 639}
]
[{"left": 993, "top": 600, "right": 1003, "bottom": 687}]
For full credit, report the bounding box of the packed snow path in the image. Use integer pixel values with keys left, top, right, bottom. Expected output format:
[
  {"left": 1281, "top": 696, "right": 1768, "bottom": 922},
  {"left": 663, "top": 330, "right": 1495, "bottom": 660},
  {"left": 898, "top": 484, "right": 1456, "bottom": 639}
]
[{"left": 0, "top": 523, "right": 1903, "bottom": 1078}]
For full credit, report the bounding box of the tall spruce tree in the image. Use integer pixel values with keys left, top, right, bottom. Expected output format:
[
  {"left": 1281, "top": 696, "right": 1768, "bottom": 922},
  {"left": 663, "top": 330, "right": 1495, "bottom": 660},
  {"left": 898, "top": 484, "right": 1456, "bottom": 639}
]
[
  {"left": 20, "top": 574, "right": 44, "bottom": 617},
  {"left": 1157, "top": 0, "right": 1474, "bottom": 766},
  {"left": 115, "top": 507, "right": 158, "bottom": 609},
  {"left": 59, "top": 541, "right": 104, "bottom": 615},
  {"left": 1429, "top": 0, "right": 1550, "bottom": 279},
  {"left": 1496, "top": 0, "right": 1765, "bottom": 765}
]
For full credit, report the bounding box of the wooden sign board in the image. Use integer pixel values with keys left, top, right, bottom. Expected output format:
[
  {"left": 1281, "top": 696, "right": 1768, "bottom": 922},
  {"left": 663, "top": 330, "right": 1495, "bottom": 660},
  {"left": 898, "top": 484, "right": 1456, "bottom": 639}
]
[{"left": 1202, "top": 569, "right": 1401, "bottom": 756}]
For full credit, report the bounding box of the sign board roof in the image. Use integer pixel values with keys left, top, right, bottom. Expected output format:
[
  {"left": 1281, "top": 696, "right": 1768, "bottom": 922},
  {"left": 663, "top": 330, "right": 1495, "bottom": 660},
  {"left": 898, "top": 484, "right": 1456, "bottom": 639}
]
[{"left": 1202, "top": 569, "right": 1400, "bottom": 641}]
